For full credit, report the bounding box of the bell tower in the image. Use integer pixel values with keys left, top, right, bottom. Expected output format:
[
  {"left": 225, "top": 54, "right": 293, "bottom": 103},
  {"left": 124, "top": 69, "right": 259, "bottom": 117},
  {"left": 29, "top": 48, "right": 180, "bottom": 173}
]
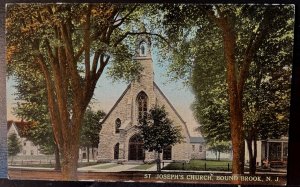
[
  {"left": 131, "top": 26, "right": 154, "bottom": 91},
  {"left": 133, "top": 26, "right": 154, "bottom": 83},
  {"left": 129, "top": 27, "right": 155, "bottom": 125}
]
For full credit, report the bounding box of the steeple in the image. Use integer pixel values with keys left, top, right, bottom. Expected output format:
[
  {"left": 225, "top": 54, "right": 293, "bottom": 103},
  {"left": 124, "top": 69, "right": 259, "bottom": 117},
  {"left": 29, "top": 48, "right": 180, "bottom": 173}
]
[
  {"left": 130, "top": 26, "right": 155, "bottom": 109},
  {"left": 135, "top": 25, "right": 152, "bottom": 59},
  {"left": 132, "top": 25, "right": 154, "bottom": 81}
]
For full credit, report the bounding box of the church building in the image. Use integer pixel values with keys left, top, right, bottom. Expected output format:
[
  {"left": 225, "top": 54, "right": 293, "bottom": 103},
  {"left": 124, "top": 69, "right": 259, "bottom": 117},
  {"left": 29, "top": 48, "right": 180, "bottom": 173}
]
[{"left": 97, "top": 33, "right": 199, "bottom": 163}]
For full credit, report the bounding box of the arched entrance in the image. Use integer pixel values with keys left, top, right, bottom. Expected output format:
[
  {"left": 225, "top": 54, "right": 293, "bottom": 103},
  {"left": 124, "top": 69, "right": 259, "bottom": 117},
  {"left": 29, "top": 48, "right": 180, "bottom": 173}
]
[
  {"left": 128, "top": 134, "right": 145, "bottom": 160},
  {"left": 163, "top": 146, "right": 172, "bottom": 160},
  {"left": 114, "top": 143, "right": 119, "bottom": 160}
]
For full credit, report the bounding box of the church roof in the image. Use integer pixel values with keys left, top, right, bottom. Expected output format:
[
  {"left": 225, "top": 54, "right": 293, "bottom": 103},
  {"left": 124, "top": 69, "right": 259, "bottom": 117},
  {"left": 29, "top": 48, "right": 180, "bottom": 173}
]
[
  {"left": 100, "top": 81, "right": 193, "bottom": 140},
  {"left": 190, "top": 137, "right": 205, "bottom": 143},
  {"left": 7, "top": 120, "right": 33, "bottom": 138},
  {"left": 100, "top": 84, "right": 131, "bottom": 125},
  {"left": 153, "top": 82, "right": 191, "bottom": 139}
]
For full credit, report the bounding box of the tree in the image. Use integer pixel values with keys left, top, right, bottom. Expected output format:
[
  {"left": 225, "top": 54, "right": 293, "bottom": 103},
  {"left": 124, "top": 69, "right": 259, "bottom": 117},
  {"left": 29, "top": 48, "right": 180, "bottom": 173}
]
[
  {"left": 157, "top": 4, "right": 294, "bottom": 174},
  {"left": 6, "top": 3, "right": 152, "bottom": 179},
  {"left": 208, "top": 140, "right": 231, "bottom": 161},
  {"left": 242, "top": 22, "right": 293, "bottom": 173},
  {"left": 8, "top": 133, "right": 22, "bottom": 162},
  {"left": 140, "top": 105, "right": 183, "bottom": 172},
  {"left": 190, "top": 6, "right": 292, "bottom": 174},
  {"left": 9, "top": 70, "right": 61, "bottom": 170},
  {"left": 190, "top": 44, "right": 230, "bottom": 144},
  {"left": 80, "top": 109, "right": 105, "bottom": 162}
]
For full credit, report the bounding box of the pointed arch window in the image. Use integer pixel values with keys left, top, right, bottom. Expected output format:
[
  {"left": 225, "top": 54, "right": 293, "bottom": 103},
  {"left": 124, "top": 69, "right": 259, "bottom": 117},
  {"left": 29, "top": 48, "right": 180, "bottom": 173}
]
[
  {"left": 137, "top": 91, "right": 148, "bottom": 122},
  {"left": 139, "top": 41, "right": 147, "bottom": 56},
  {"left": 115, "top": 118, "right": 121, "bottom": 133},
  {"left": 114, "top": 143, "right": 119, "bottom": 160}
]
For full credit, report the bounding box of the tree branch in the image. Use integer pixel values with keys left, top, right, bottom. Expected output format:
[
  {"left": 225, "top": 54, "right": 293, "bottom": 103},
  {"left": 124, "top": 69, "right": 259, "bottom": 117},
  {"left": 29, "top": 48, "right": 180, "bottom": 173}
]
[
  {"left": 96, "top": 54, "right": 110, "bottom": 80},
  {"left": 112, "top": 5, "right": 137, "bottom": 29},
  {"left": 74, "top": 47, "right": 85, "bottom": 62},
  {"left": 35, "top": 54, "right": 64, "bottom": 149},
  {"left": 114, "top": 31, "right": 170, "bottom": 47},
  {"left": 200, "top": 6, "right": 222, "bottom": 27},
  {"left": 84, "top": 5, "right": 92, "bottom": 100},
  {"left": 44, "top": 39, "right": 56, "bottom": 63},
  {"left": 91, "top": 50, "right": 101, "bottom": 76},
  {"left": 60, "top": 21, "right": 83, "bottom": 101},
  {"left": 237, "top": 8, "right": 271, "bottom": 101}
]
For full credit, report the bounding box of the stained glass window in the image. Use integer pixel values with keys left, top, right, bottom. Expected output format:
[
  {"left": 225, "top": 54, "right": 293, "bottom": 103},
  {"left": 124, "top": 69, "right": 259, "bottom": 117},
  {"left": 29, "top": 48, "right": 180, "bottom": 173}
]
[{"left": 137, "top": 92, "right": 148, "bottom": 122}]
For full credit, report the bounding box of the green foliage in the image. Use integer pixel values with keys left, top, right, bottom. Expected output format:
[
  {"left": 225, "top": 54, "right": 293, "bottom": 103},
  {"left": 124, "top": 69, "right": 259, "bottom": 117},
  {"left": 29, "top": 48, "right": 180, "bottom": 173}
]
[
  {"left": 140, "top": 105, "right": 183, "bottom": 153},
  {"left": 208, "top": 140, "right": 231, "bottom": 160},
  {"left": 242, "top": 12, "right": 294, "bottom": 140},
  {"left": 6, "top": 3, "right": 149, "bottom": 84},
  {"left": 80, "top": 109, "right": 106, "bottom": 148},
  {"left": 6, "top": 3, "right": 294, "bottom": 177},
  {"left": 163, "top": 160, "right": 231, "bottom": 171},
  {"left": 157, "top": 4, "right": 293, "bottom": 143},
  {"left": 6, "top": 3, "right": 159, "bottom": 178},
  {"left": 191, "top": 51, "right": 229, "bottom": 142},
  {"left": 156, "top": 5, "right": 293, "bottom": 174},
  {"left": 8, "top": 133, "right": 22, "bottom": 157},
  {"left": 10, "top": 66, "right": 56, "bottom": 155}
]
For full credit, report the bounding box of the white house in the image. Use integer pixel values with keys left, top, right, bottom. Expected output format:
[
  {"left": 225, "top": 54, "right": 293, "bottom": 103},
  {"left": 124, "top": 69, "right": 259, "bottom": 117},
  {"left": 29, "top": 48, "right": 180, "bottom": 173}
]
[
  {"left": 190, "top": 137, "right": 206, "bottom": 159},
  {"left": 245, "top": 137, "right": 288, "bottom": 167},
  {"left": 7, "top": 121, "right": 42, "bottom": 156}
]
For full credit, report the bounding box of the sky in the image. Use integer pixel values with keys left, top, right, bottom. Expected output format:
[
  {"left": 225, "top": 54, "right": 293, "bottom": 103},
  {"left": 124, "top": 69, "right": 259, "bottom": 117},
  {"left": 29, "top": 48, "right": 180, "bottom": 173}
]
[{"left": 6, "top": 49, "right": 201, "bottom": 137}]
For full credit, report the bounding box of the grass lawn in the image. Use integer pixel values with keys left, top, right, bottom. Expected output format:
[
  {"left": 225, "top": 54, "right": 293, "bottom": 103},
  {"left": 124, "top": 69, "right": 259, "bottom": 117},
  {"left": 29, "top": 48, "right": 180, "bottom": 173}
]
[
  {"left": 78, "top": 162, "right": 99, "bottom": 168},
  {"left": 163, "top": 160, "right": 232, "bottom": 171},
  {"left": 131, "top": 163, "right": 155, "bottom": 170},
  {"left": 92, "top": 163, "right": 119, "bottom": 169}
]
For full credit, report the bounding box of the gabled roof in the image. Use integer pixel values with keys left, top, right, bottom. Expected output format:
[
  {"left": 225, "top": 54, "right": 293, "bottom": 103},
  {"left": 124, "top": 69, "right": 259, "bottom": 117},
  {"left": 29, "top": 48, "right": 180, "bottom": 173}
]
[
  {"left": 100, "top": 84, "right": 131, "bottom": 125},
  {"left": 153, "top": 82, "right": 191, "bottom": 139},
  {"left": 100, "top": 81, "right": 195, "bottom": 140},
  {"left": 7, "top": 120, "right": 34, "bottom": 138},
  {"left": 190, "top": 137, "right": 205, "bottom": 143}
]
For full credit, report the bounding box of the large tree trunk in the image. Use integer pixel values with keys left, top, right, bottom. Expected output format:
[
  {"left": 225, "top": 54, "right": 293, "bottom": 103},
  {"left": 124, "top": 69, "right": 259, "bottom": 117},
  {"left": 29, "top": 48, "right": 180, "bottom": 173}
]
[
  {"left": 221, "top": 19, "right": 245, "bottom": 175},
  {"left": 246, "top": 138, "right": 257, "bottom": 174},
  {"left": 30, "top": 5, "right": 118, "bottom": 181},
  {"left": 205, "top": 6, "right": 271, "bottom": 176},
  {"left": 156, "top": 152, "right": 161, "bottom": 172},
  {"left": 59, "top": 113, "right": 83, "bottom": 180},
  {"left": 61, "top": 138, "right": 80, "bottom": 180},
  {"left": 54, "top": 144, "right": 61, "bottom": 171}
]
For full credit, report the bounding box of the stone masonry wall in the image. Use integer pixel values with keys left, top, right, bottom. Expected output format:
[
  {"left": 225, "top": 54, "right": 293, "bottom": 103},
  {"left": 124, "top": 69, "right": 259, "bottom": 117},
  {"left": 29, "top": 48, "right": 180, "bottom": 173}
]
[
  {"left": 190, "top": 143, "right": 206, "bottom": 159},
  {"left": 98, "top": 87, "right": 133, "bottom": 161},
  {"left": 98, "top": 36, "right": 191, "bottom": 162},
  {"left": 154, "top": 85, "right": 191, "bottom": 161}
]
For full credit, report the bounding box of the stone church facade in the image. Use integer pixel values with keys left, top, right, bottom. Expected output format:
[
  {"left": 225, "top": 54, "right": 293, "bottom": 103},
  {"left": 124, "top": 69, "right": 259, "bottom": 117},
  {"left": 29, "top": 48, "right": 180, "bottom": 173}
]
[{"left": 97, "top": 34, "right": 195, "bottom": 163}]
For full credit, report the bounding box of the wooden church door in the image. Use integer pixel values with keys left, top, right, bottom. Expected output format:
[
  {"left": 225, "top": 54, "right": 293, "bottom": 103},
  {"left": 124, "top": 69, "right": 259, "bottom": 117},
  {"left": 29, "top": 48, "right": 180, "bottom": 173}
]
[{"left": 129, "top": 134, "right": 145, "bottom": 160}]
